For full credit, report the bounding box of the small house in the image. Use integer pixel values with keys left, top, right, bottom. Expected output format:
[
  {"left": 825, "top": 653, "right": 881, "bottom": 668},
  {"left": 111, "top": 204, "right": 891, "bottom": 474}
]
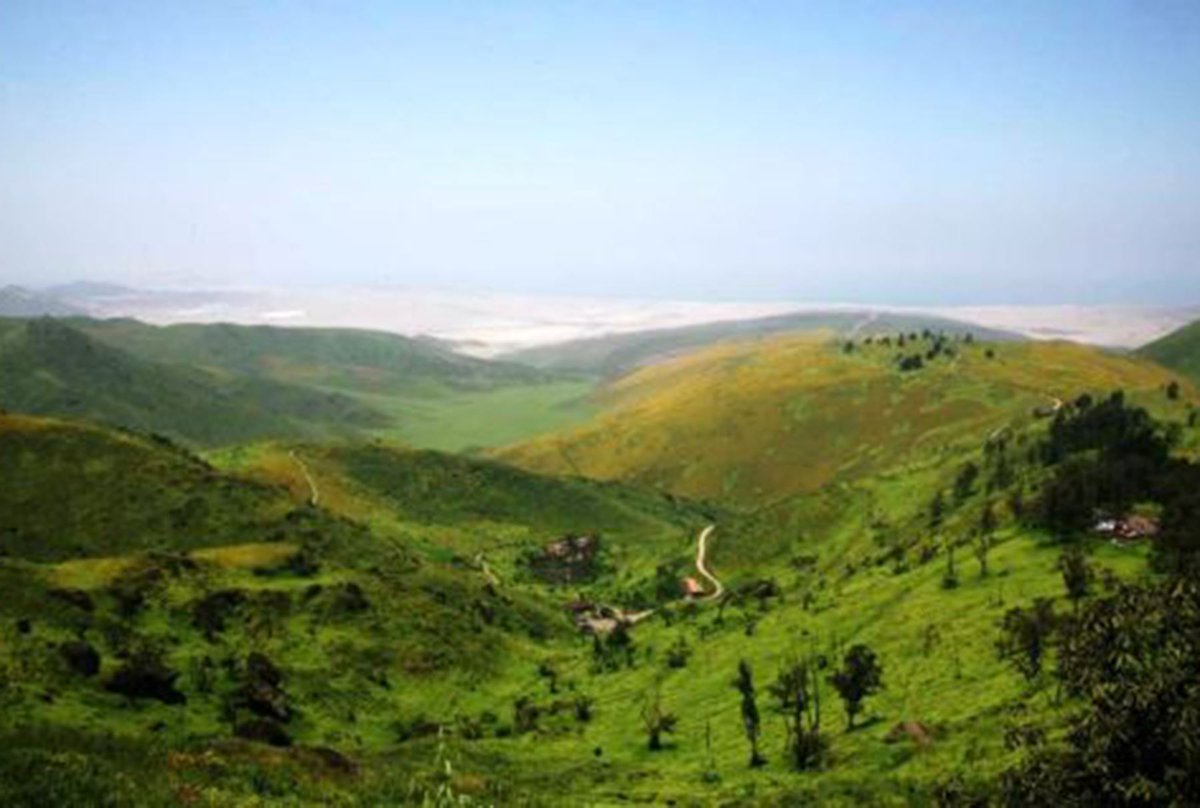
[
  {"left": 681, "top": 577, "right": 704, "bottom": 598},
  {"left": 1094, "top": 515, "right": 1160, "bottom": 542}
]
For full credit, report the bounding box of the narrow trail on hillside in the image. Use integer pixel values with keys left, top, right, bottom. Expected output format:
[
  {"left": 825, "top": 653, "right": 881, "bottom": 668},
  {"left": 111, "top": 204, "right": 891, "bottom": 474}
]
[
  {"left": 848, "top": 310, "right": 879, "bottom": 339},
  {"left": 694, "top": 524, "right": 724, "bottom": 601},
  {"left": 986, "top": 394, "right": 1065, "bottom": 444},
  {"left": 474, "top": 553, "right": 501, "bottom": 587},
  {"left": 289, "top": 449, "right": 319, "bottom": 506}
]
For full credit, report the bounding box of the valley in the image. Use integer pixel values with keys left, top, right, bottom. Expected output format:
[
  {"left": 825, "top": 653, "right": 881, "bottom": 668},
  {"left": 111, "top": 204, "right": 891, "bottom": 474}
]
[{"left": 2, "top": 309, "right": 1199, "bottom": 804}]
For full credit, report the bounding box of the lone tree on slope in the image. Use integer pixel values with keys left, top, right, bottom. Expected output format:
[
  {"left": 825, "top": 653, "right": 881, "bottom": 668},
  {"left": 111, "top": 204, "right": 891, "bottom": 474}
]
[
  {"left": 770, "top": 656, "right": 827, "bottom": 770},
  {"left": 1057, "top": 546, "right": 1094, "bottom": 609},
  {"left": 829, "top": 644, "right": 883, "bottom": 730},
  {"left": 733, "top": 660, "right": 766, "bottom": 768},
  {"left": 640, "top": 689, "right": 678, "bottom": 751},
  {"left": 997, "top": 598, "right": 1057, "bottom": 682}
]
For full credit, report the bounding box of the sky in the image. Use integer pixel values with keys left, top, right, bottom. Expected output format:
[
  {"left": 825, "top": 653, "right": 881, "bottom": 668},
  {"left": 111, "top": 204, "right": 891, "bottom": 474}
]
[{"left": 1, "top": 1, "right": 1198, "bottom": 305}]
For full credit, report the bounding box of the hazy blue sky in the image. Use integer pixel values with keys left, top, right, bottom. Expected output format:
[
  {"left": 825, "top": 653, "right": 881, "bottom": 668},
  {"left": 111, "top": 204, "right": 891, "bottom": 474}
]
[{"left": 2, "top": 1, "right": 1198, "bottom": 304}]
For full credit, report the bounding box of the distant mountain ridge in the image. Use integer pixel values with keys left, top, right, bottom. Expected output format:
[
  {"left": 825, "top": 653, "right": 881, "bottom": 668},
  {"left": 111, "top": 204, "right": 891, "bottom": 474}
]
[
  {"left": 0, "top": 285, "right": 84, "bottom": 317},
  {"left": 0, "top": 318, "right": 389, "bottom": 445},
  {"left": 67, "top": 317, "right": 547, "bottom": 394},
  {"left": 500, "top": 308, "right": 1023, "bottom": 375}
]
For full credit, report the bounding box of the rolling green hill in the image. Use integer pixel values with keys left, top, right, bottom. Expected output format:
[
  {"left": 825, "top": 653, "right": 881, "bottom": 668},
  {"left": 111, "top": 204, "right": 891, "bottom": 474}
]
[
  {"left": 212, "top": 440, "right": 707, "bottom": 605},
  {"left": 3, "top": 332, "right": 1199, "bottom": 803},
  {"left": 0, "top": 414, "right": 585, "bottom": 802},
  {"left": 62, "top": 317, "right": 598, "bottom": 451},
  {"left": 0, "top": 412, "right": 350, "bottom": 562},
  {"left": 72, "top": 318, "right": 547, "bottom": 395},
  {"left": 499, "top": 333, "right": 1194, "bottom": 505},
  {"left": 0, "top": 318, "right": 389, "bottom": 445},
  {"left": 1138, "top": 316, "right": 1200, "bottom": 384},
  {"left": 501, "top": 309, "right": 1021, "bottom": 376}
]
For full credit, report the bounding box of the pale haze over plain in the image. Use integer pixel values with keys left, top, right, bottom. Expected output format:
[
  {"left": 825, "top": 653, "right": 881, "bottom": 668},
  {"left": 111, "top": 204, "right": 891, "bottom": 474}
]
[{"left": 2, "top": 1, "right": 1198, "bottom": 305}]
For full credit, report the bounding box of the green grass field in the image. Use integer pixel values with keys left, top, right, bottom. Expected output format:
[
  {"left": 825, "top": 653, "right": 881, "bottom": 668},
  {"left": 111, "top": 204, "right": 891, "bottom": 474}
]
[
  {"left": 2, "top": 322, "right": 1199, "bottom": 804},
  {"left": 346, "top": 378, "right": 599, "bottom": 452}
]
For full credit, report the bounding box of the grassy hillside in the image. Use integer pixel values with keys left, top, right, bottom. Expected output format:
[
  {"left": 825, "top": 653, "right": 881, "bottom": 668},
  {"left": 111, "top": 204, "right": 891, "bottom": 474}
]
[
  {"left": 213, "top": 440, "right": 708, "bottom": 605},
  {"left": 4, "top": 344, "right": 1198, "bottom": 803},
  {"left": 499, "top": 333, "right": 1195, "bottom": 505},
  {"left": 1138, "top": 316, "right": 1200, "bottom": 384},
  {"left": 73, "top": 318, "right": 547, "bottom": 394},
  {"left": 0, "top": 412, "right": 341, "bottom": 561},
  {"left": 0, "top": 414, "right": 586, "bottom": 802},
  {"left": 63, "top": 317, "right": 598, "bottom": 451},
  {"left": 501, "top": 310, "right": 1020, "bottom": 376},
  {"left": 0, "top": 318, "right": 390, "bottom": 446}
]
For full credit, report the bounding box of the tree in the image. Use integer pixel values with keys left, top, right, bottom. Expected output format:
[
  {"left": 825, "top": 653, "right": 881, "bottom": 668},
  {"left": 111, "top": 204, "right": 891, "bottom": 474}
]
[
  {"left": 770, "top": 657, "right": 826, "bottom": 770},
  {"left": 929, "top": 490, "right": 946, "bottom": 530},
  {"left": 954, "top": 462, "right": 980, "bottom": 502},
  {"left": 996, "top": 598, "right": 1057, "bottom": 682},
  {"left": 975, "top": 500, "right": 997, "bottom": 577},
  {"left": 1002, "top": 578, "right": 1200, "bottom": 805},
  {"left": 666, "top": 636, "right": 691, "bottom": 669},
  {"left": 1166, "top": 380, "right": 1181, "bottom": 400},
  {"left": 973, "top": 534, "right": 991, "bottom": 579},
  {"left": 829, "top": 644, "right": 883, "bottom": 730},
  {"left": 732, "top": 660, "right": 766, "bottom": 767},
  {"left": 1057, "top": 546, "right": 1093, "bottom": 608},
  {"left": 942, "top": 539, "right": 959, "bottom": 589},
  {"left": 640, "top": 690, "right": 677, "bottom": 751}
]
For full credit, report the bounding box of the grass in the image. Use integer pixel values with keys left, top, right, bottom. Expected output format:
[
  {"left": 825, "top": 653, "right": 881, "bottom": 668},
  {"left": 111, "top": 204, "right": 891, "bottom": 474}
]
[
  {"left": 348, "top": 378, "right": 599, "bottom": 452},
  {"left": 1138, "top": 314, "right": 1200, "bottom": 384},
  {"left": 499, "top": 334, "right": 1196, "bottom": 505},
  {"left": 2, "top": 331, "right": 1199, "bottom": 803}
]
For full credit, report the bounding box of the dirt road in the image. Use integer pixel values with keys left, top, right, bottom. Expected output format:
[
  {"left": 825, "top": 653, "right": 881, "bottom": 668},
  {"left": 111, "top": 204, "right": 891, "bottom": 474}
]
[
  {"left": 289, "top": 450, "right": 319, "bottom": 506},
  {"left": 694, "top": 524, "right": 723, "bottom": 601}
]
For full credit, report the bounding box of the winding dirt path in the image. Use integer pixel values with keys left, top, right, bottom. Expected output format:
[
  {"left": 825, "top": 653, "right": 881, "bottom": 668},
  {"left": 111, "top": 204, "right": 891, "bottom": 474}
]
[
  {"left": 694, "top": 524, "right": 723, "bottom": 601},
  {"left": 289, "top": 449, "right": 319, "bottom": 506},
  {"left": 574, "top": 523, "right": 723, "bottom": 631}
]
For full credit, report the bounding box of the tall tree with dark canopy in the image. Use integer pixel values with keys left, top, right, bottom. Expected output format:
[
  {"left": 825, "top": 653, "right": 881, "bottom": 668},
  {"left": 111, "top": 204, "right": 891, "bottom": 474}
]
[
  {"left": 1057, "top": 546, "right": 1094, "bottom": 609},
  {"left": 997, "top": 598, "right": 1057, "bottom": 682},
  {"left": 733, "top": 660, "right": 766, "bottom": 767},
  {"left": 770, "top": 657, "right": 826, "bottom": 771},
  {"left": 829, "top": 645, "right": 883, "bottom": 730}
]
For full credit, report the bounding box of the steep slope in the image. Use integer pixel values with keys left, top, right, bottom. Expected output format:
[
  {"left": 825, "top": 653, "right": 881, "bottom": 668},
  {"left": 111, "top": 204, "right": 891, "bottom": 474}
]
[
  {"left": 499, "top": 333, "right": 1193, "bottom": 504},
  {"left": 0, "top": 318, "right": 389, "bottom": 445},
  {"left": 0, "top": 412, "right": 323, "bottom": 561},
  {"left": 0, "top": 413, "right": 573, "bottom": 801},
  {"left": 214, "top": 441, "right": 708, "bottom": 602},
  {"left": 501, "top": 309, "right": 1020, "bottom": 375},
  {"left": 1138, "top": 316, "right": 1200, "bottom": 384}
]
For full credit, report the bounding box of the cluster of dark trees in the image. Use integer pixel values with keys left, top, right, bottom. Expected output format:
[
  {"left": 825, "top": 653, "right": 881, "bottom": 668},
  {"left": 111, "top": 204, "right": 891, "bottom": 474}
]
[
  {"left": 842, "top": 329, "right": 988, "bottom": 371},
  {"left": 1036, "top": 391, "right": 1199, "bottom": 572},
  {"left": 990, "top": 392, "right": 1200, "bottom": 804},
  {"left": 1000, "top": 576, "right": 1200, "bottom": 805}
]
